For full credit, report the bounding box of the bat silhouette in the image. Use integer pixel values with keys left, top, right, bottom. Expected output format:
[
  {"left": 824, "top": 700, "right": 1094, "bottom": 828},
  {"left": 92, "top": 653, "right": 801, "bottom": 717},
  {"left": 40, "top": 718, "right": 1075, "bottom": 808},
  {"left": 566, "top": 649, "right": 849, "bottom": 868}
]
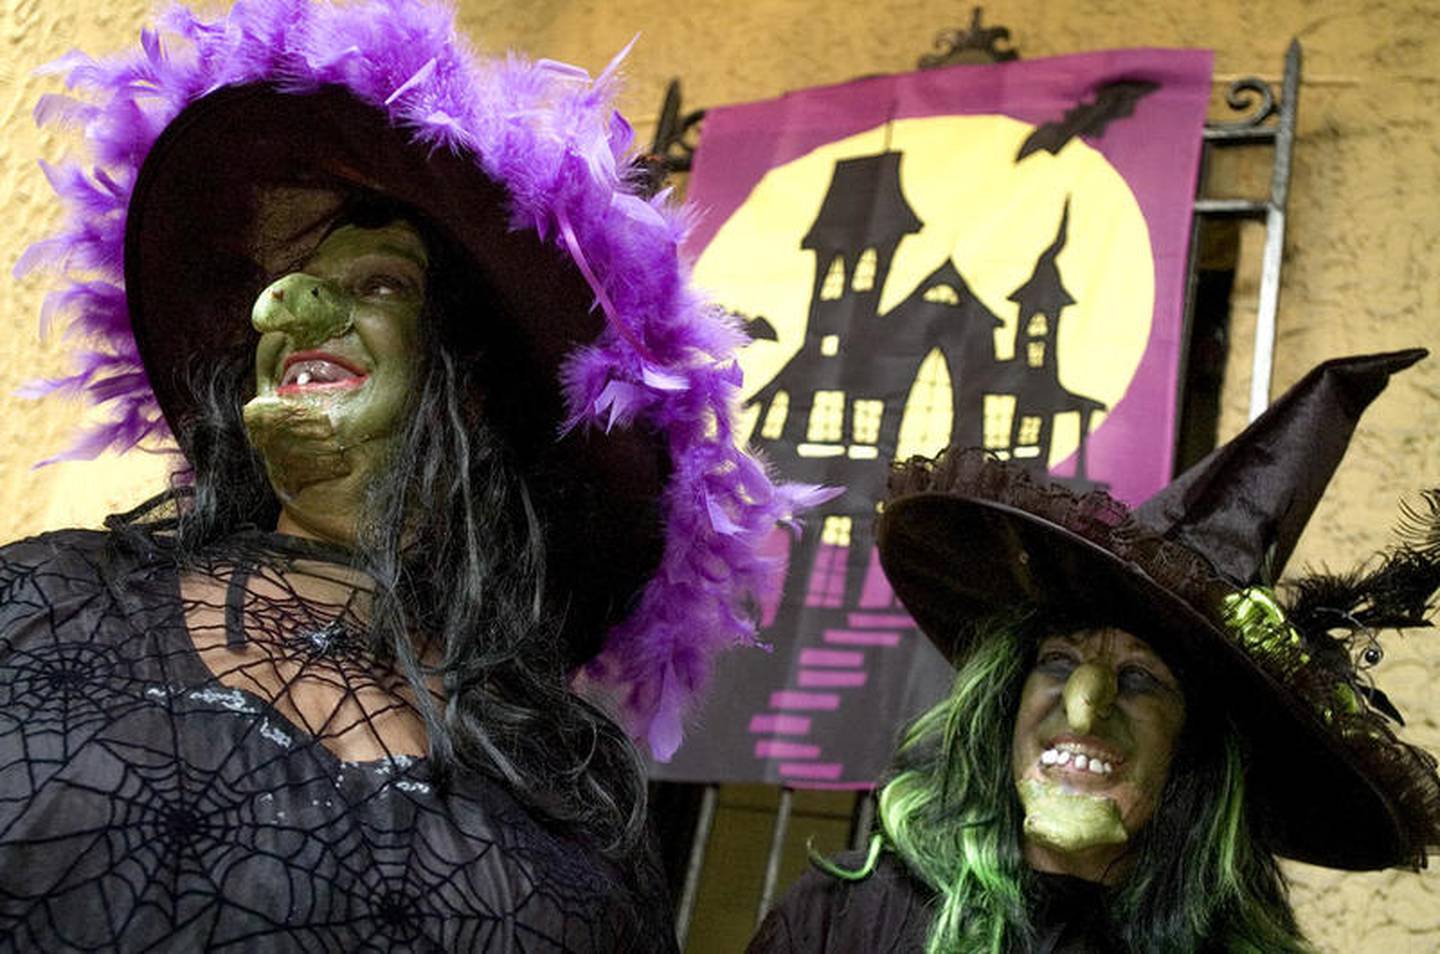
[
  {"left": 737, "top": 313, "right": 779, "bottom": 342},
  {"left": 1017, "top": 80, "right": 1160, "bottom": 161}
]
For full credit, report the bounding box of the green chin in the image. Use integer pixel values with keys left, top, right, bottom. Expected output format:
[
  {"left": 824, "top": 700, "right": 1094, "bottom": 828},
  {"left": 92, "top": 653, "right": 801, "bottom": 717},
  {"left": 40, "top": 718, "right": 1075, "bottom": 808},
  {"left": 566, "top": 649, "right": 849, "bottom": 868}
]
[
  {"left": 242, "top": 394, "right": 354, "bottom": 497},
  {"left": 1018, "top": 778, "right": 1129, "bottom": 853}
]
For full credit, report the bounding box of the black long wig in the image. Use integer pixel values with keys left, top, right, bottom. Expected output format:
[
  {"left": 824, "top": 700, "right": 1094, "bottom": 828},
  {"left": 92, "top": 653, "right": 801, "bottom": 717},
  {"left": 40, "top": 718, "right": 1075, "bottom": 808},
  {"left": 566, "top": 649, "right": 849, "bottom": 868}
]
[{"left": 117, "top": 197, "right": 655, "bottom": 873}]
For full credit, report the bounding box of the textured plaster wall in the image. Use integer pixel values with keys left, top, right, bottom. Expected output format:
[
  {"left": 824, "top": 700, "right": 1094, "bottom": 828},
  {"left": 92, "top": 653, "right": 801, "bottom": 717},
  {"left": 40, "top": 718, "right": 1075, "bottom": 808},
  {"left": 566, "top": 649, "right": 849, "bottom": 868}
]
[{"left": 2, "top": 0, "right": 1437, "bottom": 949}]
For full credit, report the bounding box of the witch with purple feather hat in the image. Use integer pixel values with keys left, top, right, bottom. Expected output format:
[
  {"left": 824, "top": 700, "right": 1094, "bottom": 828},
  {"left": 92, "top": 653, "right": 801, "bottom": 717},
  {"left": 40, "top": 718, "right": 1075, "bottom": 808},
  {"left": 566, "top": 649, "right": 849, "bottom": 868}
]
[{"left": 2, "top": 0, "right": 833, "bottom": 949}]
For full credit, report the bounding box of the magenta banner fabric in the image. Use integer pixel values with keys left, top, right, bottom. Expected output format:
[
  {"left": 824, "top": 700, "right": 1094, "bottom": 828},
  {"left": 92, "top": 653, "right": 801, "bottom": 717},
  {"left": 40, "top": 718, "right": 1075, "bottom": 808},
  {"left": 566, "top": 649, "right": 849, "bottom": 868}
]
[{"left": 655, "top": 49, "right": 1213, "bottom": 785}]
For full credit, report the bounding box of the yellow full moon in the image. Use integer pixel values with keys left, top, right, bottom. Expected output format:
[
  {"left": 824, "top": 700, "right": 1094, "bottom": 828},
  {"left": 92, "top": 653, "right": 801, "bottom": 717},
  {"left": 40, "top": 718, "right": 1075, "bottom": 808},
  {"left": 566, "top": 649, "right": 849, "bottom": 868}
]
[{"left": 694, "top": 115, "right": 1153, "bottom": 467}]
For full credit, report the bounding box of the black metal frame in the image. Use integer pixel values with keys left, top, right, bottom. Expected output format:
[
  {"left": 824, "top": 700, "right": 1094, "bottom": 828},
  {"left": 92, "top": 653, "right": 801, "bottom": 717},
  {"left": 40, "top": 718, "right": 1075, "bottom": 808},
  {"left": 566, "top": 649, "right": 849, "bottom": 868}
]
[
  {"left": 1192, "top": 41, "right": 1301, "bottom": 424},
  {"left": 650, "top": 15, "right": 1302, "bottom": 947}
]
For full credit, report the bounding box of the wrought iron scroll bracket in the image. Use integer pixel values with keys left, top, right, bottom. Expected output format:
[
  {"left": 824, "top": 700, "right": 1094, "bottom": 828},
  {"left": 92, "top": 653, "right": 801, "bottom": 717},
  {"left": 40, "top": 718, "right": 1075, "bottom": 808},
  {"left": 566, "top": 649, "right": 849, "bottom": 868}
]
[
  {"left": 1210, "top": 76, "right": 1278, "bottom": 132},
  {"left": 918, "top": 7, "right": 1019, "bottom": 69},
  {"left": 639, "top": 79, "right": 706, "bottom": 185},
  {"left": 643, "top": 8, "right": 1017, "bottom": 184}
]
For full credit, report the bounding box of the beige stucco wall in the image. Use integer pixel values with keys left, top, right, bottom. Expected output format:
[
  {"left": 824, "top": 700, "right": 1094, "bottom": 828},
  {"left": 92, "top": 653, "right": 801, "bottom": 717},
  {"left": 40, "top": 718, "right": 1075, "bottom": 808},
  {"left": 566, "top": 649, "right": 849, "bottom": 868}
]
[{"left": 2, "top": 0, "right": 1437, "bottom": 949}]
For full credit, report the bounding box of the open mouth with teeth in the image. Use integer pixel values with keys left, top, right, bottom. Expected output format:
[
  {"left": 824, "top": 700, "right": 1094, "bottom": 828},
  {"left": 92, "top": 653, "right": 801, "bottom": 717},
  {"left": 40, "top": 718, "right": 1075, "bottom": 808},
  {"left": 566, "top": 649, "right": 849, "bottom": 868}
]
[
  {"left": 276, "top": 351, "right": 368, "bottom": 396},
  {"left": 1039, "top": 742, "right": 1121, "bottom": 778}
]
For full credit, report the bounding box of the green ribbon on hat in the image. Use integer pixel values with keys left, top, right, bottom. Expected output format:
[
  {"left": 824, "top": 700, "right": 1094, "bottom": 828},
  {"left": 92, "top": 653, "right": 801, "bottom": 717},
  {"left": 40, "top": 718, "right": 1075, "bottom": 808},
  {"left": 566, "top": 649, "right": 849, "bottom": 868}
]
[
  {"left": 1222, "top": 586, "right": 1376, "bottom": 726},
  {"left": 1222, "top": 586, "right": 1308, "bottom": 663}
]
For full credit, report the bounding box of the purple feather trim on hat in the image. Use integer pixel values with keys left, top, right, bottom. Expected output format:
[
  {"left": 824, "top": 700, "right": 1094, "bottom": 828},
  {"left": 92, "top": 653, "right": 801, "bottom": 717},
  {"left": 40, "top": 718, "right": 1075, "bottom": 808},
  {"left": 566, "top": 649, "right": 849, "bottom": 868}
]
[{"left": 15, "top": 0, "right": 835, "bottom": 759}]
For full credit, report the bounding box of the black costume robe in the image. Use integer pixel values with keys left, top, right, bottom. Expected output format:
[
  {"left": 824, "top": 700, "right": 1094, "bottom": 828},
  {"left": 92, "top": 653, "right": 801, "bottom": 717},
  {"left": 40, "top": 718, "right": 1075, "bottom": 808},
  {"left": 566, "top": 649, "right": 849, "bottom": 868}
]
[
  {"left": 0, "top": 528, "right": 674, "bottom": 952},
  {"left": 749, "top": 850, "right": 1124, "bottom": 953}
]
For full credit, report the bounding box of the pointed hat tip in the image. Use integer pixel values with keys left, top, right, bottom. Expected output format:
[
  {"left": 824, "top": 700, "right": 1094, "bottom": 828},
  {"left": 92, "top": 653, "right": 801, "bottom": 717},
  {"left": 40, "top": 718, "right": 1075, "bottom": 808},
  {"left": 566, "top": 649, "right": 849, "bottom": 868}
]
[{"left": 1135, "top": 348, "right": 1427, "bottom": 584}]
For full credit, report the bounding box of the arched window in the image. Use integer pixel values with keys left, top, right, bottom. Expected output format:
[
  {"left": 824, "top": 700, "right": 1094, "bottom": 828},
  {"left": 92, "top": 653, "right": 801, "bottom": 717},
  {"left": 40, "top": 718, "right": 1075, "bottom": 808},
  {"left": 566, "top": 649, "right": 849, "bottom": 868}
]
[
  {"left": 923, "top": 284, "right": 959, "bottom": 305},
  {"left": 895, "top": 348, "right": 953, "bottom": 460},
  {"left": 760, "top": 390, "right": 789, "bottom": 440},
  {"left": 820, "top": 255, "right": 846, "bottom": 301},
  {"left": 851, "top": 248, "right": 878, "bottom": 292}
]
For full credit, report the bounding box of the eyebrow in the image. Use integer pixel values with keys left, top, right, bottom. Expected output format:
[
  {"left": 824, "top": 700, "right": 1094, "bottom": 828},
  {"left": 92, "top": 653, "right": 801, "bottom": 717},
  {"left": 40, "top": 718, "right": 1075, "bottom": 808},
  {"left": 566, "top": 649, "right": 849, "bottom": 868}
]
[
  {"left": 335, "top": 245, "right": 429, "bottom": 275},
  {"left": 368, "top": 241, "right": 428, "bottom": 265},
  {"left": 1047, "top": 632, "right": 1170, "bottom": 668}
]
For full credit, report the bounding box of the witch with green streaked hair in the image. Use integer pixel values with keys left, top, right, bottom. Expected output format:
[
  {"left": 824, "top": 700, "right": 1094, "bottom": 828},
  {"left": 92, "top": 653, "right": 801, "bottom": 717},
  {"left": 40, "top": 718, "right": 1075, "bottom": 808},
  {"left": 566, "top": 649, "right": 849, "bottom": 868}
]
[{"left": 750, "top": 350, "right": 1440, "bottom": 954}]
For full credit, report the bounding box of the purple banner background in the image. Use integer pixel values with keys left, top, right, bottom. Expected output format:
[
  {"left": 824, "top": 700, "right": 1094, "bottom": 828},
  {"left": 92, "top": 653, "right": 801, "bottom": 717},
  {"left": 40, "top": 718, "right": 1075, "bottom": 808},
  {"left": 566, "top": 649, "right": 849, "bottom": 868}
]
[{"left": 655, "top": 49, "right": 1213, "bottom": 785}]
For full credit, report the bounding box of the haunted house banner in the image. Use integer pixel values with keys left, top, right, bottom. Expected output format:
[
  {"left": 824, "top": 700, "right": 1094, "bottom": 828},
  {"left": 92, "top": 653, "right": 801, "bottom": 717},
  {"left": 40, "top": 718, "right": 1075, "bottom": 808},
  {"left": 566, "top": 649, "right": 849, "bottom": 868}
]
[{"left": 654, "top": 49, "right": 1214, "bottom": 785}]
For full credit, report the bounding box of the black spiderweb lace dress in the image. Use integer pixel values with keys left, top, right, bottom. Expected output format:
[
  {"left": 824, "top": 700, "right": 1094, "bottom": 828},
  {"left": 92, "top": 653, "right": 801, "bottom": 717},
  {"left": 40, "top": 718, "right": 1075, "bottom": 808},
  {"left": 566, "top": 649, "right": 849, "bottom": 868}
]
[{"left": 0, "top": 526, "right": 675, "bottom": 952}]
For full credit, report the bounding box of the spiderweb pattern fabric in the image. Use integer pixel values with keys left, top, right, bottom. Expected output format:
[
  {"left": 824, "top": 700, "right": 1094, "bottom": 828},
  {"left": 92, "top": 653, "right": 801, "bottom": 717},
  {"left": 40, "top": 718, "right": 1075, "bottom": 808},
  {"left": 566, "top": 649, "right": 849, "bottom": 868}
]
[{"left": 0, "top": 529, "right": 674, "bottom": 952}]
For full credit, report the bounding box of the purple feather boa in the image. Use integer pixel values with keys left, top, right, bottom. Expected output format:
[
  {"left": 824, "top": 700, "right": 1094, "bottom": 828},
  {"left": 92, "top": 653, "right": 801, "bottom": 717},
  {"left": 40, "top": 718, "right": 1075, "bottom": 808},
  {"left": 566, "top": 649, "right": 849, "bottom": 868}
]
[{"left": 15, "top": 0, "right": 836, "bottom": 759}]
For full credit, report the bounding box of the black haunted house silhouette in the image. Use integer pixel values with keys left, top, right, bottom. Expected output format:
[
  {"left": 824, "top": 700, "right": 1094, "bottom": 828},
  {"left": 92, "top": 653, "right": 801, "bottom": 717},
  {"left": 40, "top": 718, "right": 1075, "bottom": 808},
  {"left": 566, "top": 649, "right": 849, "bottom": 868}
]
[{"left": 746, "top": 149, "right": 1106, "bottom": 639}]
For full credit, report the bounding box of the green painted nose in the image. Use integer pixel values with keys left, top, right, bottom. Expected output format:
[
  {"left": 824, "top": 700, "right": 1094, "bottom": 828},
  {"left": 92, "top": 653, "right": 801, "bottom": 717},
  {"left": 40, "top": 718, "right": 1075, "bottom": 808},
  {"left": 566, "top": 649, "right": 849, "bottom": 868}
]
[
  {"left": 1063, "top": 662, "right": 1118, "bottom": 733},
  {"left": 251, "top": 273, "right": 352, "bottom": 346}
]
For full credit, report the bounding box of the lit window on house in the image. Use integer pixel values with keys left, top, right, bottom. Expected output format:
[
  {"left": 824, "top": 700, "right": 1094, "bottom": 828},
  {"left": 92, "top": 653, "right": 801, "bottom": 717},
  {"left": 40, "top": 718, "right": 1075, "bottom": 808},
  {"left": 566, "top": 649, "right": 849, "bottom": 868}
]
[
  {"left": 895, "top": 348, "right": 953, "bottom": 460},
  {"left": 982, "top": 394, "right": 1016, "bottom": 449},
  {"left": 851, "top": 399, "right": 884, "bottom": 444},
  {"left": 851, "top": 248, "right": 878, "bottom": 292},
  {"left": 820, "top": 334, "right": 840, "bottom": 356},
  {"left": 805, "top": 516, "right": 852, "bottom": 608},
  {"left": 1027, "top": 341, "right": 1046, "bottom": 367},
  {"left": 807, "top": 390, "right": 846, "bottom": 442},
  {"left": 820, "top": 255, "right": 846, "bottom": 301},
  {"left": 1017, "top": 415, "right": 1043, "bottom": 446},
  {"left": 923, "top": 284, "right": 959, "bottom": 305},
  {"left": 798, "top": 444, "right": 846, "bottom": 458},
  {"left": 821, "top": 515, "right": 853, "bottom": 547},
  {"left": 1027, "top": 314, "right": 1048, "bottom": 337},
  {"left": 760, "top": 391, "right": 789, "bottom": 440}
]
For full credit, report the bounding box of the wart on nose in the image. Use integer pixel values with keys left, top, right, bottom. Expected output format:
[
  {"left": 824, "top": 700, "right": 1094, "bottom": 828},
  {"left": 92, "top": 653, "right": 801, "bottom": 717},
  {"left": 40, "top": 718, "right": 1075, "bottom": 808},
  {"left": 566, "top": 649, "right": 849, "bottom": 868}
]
[{"left": 251, "top": 273, "right": 351, "bottom": 343}]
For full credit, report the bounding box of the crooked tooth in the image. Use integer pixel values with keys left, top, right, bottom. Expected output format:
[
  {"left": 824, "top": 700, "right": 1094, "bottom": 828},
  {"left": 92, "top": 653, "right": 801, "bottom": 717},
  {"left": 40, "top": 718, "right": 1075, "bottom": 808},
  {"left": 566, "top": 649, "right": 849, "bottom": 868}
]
[
  {"left": 1074, "top": 754, "right": 1088, "bottom": 770},
  {"left": 1056, "top": 751, "right": 1071, "bottom": 765},
  {"left": 1041, "top": 749, "right": 1058, "bottom": 766},
  {"left": 1102, "top": 761, "right": 1113, "bottom": 774},
  {"left": 1087, "top": 759, "right": 1105, "bottom": 775},
  {"left": 297, "top": 370, "right": 312, "bottom": 386}
]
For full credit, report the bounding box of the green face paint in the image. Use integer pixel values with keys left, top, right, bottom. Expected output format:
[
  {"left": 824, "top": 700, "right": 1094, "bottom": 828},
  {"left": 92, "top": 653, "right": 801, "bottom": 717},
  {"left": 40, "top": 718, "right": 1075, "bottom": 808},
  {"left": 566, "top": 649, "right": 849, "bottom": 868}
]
[
  {"left": 1018, "top": 777, "right": 1129, "bottom": 852},
  {"left": 243, "top": 220, "right": 428, "bottom": 544},
  {"left": 1011, "top": 628, "right": 1186, "bottom": 881}
]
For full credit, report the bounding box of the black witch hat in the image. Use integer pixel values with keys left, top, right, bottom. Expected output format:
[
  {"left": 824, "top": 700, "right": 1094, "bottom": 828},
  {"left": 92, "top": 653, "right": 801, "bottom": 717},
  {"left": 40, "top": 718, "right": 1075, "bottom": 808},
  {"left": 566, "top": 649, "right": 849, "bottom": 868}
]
[{"left": 876, "top": 349, "right": 1440, "bottom": 870}]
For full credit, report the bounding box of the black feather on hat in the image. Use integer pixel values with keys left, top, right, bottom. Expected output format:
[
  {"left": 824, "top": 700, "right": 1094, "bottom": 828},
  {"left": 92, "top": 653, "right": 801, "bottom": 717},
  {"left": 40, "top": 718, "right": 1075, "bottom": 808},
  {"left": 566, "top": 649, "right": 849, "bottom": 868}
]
[{"left": 876, "top": 349, "right": 1440, "bottom": 871}]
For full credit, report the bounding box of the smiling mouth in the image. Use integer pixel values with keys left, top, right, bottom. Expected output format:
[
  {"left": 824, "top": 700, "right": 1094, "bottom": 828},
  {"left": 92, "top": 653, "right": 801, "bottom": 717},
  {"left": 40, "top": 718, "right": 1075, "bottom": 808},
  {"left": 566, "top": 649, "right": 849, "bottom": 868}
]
[
  {"left": 1038, "top": 740, "right": 1124, "bottom": 779},
  {"left": 277, "top": 352, "right": 367, "bottom": 395}
]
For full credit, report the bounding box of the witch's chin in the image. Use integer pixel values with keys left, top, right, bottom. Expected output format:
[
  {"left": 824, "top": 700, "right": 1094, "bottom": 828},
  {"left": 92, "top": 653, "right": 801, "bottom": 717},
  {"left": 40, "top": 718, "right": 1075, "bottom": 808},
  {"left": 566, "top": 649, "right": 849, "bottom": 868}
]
[{"left": 1017, "top": 777, "right": 1129, "bottom": 852}]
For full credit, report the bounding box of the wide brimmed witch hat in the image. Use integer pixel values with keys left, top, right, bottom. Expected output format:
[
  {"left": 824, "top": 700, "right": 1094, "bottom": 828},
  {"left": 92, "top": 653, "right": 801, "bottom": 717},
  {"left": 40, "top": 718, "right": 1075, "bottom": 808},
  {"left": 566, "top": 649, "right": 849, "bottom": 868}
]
[
  {"left": 16, "top": 0, "right": 831, "bottom": 758},
  {"left": 876, "top": 350, "right": 1440, "bottom": 870}
]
